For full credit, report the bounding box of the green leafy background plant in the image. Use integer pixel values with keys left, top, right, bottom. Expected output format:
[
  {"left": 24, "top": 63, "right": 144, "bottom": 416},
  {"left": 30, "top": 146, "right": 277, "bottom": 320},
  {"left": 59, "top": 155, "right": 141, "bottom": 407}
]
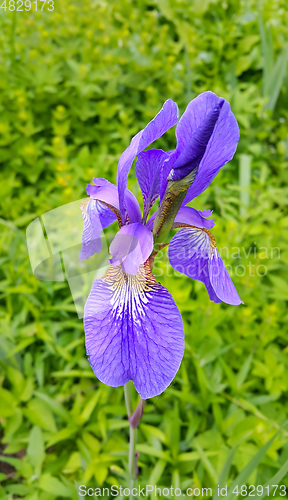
[{"left": 1, "top": 0, "right": 288, "bottom": 498}]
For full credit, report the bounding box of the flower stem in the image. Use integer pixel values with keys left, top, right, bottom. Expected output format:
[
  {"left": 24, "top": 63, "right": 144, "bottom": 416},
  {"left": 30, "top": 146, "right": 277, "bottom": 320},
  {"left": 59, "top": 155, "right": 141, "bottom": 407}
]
[{"left": 124, "top": 381, "right": 136, "bottom": 496}]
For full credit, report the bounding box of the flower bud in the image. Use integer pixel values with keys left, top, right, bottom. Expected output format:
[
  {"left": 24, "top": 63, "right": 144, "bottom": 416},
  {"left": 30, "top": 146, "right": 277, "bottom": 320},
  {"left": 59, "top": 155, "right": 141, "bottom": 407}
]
[{"left": 128, "top": 398, "right": 145, "bottom": 429}]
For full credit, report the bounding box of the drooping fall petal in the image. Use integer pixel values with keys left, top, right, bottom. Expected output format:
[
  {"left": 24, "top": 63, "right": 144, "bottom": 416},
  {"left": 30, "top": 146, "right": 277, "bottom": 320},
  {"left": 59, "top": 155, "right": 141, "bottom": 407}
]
[
  {"left": 209, "top": 249, "right": 244, "bottom": 305},
  {"left": 84, "top": 264, "right": 184, "bottom": 399},
  {"left": 168, "top": 227, "right": 242, "bottom": 305}
]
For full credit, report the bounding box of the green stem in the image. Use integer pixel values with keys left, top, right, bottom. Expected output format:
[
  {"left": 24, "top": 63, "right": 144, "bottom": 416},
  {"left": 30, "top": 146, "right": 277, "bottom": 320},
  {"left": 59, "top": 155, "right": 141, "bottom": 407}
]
[{"left": 124, "top": 381, "right": 136, "bottom": 497}]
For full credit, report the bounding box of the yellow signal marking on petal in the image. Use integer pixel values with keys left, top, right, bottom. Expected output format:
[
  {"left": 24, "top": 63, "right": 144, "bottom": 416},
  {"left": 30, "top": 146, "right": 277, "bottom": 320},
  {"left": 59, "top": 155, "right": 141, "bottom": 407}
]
[
  {"left": 102, "top": 262, "right": 158, "bottom": 319},
  {"left": 202, "top": 228, "right": 216, "bottom": 252},
  {"left": 103, "top": 261, "right": 157, "bottom": 291}
]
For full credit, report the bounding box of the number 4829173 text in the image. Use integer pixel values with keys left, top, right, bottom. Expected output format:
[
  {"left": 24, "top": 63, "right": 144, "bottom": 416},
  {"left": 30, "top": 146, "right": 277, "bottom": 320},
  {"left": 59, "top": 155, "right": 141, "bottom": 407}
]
[{"left": 1, "top": 0, "right": 54, "bottom": 11}]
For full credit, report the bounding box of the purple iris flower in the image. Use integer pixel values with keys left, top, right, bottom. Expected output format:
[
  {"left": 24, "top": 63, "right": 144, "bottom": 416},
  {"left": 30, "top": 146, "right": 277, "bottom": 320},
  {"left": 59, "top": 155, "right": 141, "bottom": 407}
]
[{"left": 81, "top": 91, "right": 243, "bottom": 400}]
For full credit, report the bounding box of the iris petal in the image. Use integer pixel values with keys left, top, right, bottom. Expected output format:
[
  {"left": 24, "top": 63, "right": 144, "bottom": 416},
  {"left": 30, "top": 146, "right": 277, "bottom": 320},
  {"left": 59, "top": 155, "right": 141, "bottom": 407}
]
[
  {"left": 159, "top": 92, "right": 239, "bottom": 204},
  {"left": 84, "top": 263, "right": 184, "bottom": 399},
  {"left": 79, "top": 198, "right": 116, "bottom": 262},
  {"left": 81, "top": 178, "right": 142, "bottom": 262},
  {"left": 177, "top": 91, "right": 240, "bottom": 203},
  {"left": 145, "top": 211, "right": 158, "bottom": 231},
  {"left": 135, "top": 149, "right": 169, "bottom": 222},
  {"left": 109, "top": 223, "right": 153, "bottom": 275},
  {"left": 168, "top": 227, "right": 242, "bottom": 305},
  {"left": 173, "top": 206, "right": 215, "bottom": 230},
  {"left": 87, "top": 178, "right": 142, "bottom": 224},
  {"left": 169, "top": 226, "right": 211, "bottom": 277},
  {"left": 116, "top": 99, "right": 179, "bottom": 224},
  {"left": 168, "top": 99, "right": 224, "bottom": 181},
  {"left": 209, "top": 249, "right": 244, "bottom": 305}
]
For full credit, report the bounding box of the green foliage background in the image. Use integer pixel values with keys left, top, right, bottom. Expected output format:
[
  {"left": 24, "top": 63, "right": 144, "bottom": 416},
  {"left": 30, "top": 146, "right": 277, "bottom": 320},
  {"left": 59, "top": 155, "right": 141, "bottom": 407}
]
[{"left": 1, "top": 0, "right": 288, "bottom": 498}]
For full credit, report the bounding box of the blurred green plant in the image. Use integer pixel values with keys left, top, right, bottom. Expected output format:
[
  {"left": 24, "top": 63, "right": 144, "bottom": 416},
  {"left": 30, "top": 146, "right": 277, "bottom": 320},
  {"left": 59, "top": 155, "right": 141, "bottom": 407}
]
[{"left": 0, "top": 0, "right": 288, "bottom": 498}]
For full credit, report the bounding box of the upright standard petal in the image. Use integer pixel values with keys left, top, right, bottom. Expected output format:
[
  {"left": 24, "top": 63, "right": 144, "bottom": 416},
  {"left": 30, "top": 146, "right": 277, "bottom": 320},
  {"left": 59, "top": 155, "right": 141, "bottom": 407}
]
[
  {"left": 80, "top": 198, "right": 116, "bottom": 262},
  {"left": 84, "top": 263, "right": 184, "bottom": 399},
  {"left": 87, "top": 178, "right": 142, "bottom": 224},
  {"left": 168, "top": 99, "right": 224, "bottom": 181},
  {"left": 117, "top": 100, "right": 179, "bottom": 224},
  {"left": 135, "top": 149, "right": 170, "bottom": 223},
  {"left": 168, "top": 227, "right": 243, "bottom": 305},
  {"left": 109, "top": 223, "right": 153, "bottom": 275},
  {"left": 176, "top": 91, "right": 240, "bottom": 203}
]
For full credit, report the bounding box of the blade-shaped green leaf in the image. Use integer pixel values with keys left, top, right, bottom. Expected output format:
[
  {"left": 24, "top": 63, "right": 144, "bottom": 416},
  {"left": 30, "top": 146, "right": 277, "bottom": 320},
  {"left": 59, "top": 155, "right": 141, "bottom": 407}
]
[
  {"left": 259, "top": 457, "right": 288, "bottom": 499},
  {"left": 213, "top": 447, "right": 237, "bottom": 500},
  {"left": 226, "top": 421, "right": 288, "bottom": 500},
  {"left": 264, "top": 43, "right": 288, "bottom": 111},
  {"left": 27, "top": 426, "right": 45, "bottom": 475}
]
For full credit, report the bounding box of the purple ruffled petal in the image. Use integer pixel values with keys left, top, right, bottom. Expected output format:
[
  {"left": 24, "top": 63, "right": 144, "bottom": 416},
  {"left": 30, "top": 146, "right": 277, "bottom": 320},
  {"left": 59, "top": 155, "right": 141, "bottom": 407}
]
[
  {"left": 174, "top": 206, "right": 215, "bottom": 229},
  {"left": 109, "top": 223, "right": 153, "bottom": 275},
  {"left": 80, "top": 198, "right": 116, "bottom": 262},
  {"left": 158, "top": 92, "right": 239, "bottom": 203},
  {"left": 168, "top": 99, "right": 224, "bottom": 181},
  {"left": 199, "top": 209, "right": 213, "bottom": 217},
  {"left": 117, "top": 100, "right": 179, "bottom": 223},
  {"left": 176, "top": 91, "right": 239, "bottom": 203},
  {"left": 87, "top": 178, "right": 142, "bottom": 224},
  {"left": 168, "top": 227, "right": 242, "bottom": 305},
  {"left": 84, "top": 264, "right": 184, "bottom": 399},
  {"left": 209, "top": 249, "right": 243, "bottom": 305},
  {"left": 135, "top": 149, "right": 169, "bottom": 223}
]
